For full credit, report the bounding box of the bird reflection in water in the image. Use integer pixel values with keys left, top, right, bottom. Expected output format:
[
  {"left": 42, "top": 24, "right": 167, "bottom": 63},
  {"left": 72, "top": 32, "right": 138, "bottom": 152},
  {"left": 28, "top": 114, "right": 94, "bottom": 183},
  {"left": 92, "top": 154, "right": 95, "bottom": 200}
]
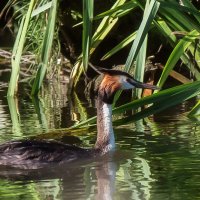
[{"left": 0, "top": 153, "right": 118, "bottom": 200}]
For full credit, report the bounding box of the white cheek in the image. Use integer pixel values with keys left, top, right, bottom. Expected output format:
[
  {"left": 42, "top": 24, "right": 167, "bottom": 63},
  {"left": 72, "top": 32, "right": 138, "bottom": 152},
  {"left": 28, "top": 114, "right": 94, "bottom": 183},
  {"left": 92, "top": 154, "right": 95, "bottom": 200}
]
[
  {"left": 121, "top": 82, "right": 135, "bottom": 90},
  {"left": 119, "top": 76, "right": 135, "bottom": 90}
]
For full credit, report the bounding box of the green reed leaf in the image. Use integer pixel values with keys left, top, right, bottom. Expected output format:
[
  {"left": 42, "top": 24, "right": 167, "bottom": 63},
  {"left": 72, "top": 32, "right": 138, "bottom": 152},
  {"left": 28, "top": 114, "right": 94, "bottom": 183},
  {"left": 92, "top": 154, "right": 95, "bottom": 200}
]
[
  {"left": 31, "top": 0, "right": 58, "bottom": 95},
  {"left": 101, "top": 31, "right": 137, "bottom": 61},
  {"left": 7, "top": 0, "right": 36, "bottom": 97},
  {"left": 82, "top": 0, "right": 93, "bottom": 73},
  {"left": 157, "top": 29, "right": 200, "bottom": 88},
  {"left": 71, "top": 80, "right": 200, "bottom": 128},
  {"left": 125, "top": 0, "right": 160, "bottom": 72},
  {"left": 113, "top": 0, "right": 160, "bottom": 106},
  {"left": 31, "top": 2, "right": 52, "bottom": 17},
  {"left": 94, "top": 0, "right": 137, "bottom": 20},
  {"left": 70, "top": 0, "right": 126, "bottom": 88},
  {"left": 189, "top": 101, "right": 200, "bottom": 117}
]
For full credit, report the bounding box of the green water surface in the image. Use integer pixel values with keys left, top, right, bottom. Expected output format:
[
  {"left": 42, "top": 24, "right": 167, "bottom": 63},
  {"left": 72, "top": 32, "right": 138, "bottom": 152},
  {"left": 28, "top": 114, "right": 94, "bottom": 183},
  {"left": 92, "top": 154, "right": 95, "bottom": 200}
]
[{"left": 0, "top": 81, "right": 200, "bottom": 200}]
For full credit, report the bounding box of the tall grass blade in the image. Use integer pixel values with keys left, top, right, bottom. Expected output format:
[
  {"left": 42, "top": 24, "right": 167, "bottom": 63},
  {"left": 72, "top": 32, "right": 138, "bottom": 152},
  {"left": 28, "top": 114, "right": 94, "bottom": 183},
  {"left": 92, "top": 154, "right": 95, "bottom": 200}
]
[
  {"left": 0, "top": 0, "right": 13, "bottom": 18},
  {"left": 181, "top": 0, "right": 200, "bottom": 23},
  {"left": 113, "top": 0, "right": 160, "bottom": 105},
  {"left": 73, "top": 1, "right": 137, "bottom": 27},
  {"left": 188, "top": 101, "right": 200, "bottom": 117},
  {"left": 159, "top": 5, "right": 200, "bottom": 32},
  {"left": 135, "top": 35, "right": 147, "bottom": 98},
  {"left": 154, "top": 20, "right": 200, "bottom": 80},
  {"left": 158, "top": 0, "right": 200, "bottom": 22},
  {"left": 31, "top": 2, "right": 52, "bottom": 17},
  {"left": 157, "top": 29, "right": 200, "bottom": 89},
  {"left": 154, "top": 20, "right": 176, "bottom": 44},
  {"left": 82, "top": 0, "right": 93, "bottom": 72},
  {"left": 71, "top": 81, "right": 200, "bottom": 128},
  {"left": 94, "top": 1, "right": 137, "bottom": 20},
  {"left": 70, "top": 0, "right": 126, "bottom": 89},
  {"left": 31, "top": 0, "right": 58, "bottom": 95},
  {"left": 7, "top": 97, "right": 22, "bottom": 136},
  {"left": 125, "top": 0, "right": 160, "bottom": 72},
  {"left": 91, "top": 0, "right": 126, "bottom": 54},
  {"left": 114, "top": 81, "right": 200, "bottom": 125},
  {"left": 32, "top": 96, "right": 49, "bottom": 131},
  {"left": 134, "top": 0, "right": 149, "bottom": 98},
  {"left": 7, "top": 0, "right": 35, "bottom": 97},
  {"left": 157, "top": 64, "right": 191, "bottom": 84},
  {"left": 71, "top": 92, "right": 88, "bottom": 123},
  {"left": 101, "top": 31, "right": 137, "bottom": 60}
]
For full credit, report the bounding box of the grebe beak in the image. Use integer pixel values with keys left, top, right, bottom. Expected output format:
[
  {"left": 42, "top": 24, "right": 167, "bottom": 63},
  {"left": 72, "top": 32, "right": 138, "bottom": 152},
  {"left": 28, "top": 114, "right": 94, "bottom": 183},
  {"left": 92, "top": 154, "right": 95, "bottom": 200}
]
[{"left": 128, "top": 78, "right": 160, "bottom": 90}]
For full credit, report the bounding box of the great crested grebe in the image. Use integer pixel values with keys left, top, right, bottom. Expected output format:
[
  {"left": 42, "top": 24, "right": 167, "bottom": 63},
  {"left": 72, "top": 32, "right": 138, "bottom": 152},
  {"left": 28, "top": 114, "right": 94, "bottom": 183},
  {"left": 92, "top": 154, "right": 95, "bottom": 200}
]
[{"left": 0, "top": 67, "right": 158, "bottom": 169}]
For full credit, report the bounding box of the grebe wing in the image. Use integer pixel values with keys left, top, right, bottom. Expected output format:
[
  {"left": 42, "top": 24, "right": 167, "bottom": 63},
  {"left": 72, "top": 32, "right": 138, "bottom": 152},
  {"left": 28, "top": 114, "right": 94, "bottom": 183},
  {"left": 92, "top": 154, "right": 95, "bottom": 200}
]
[{"left": 0, "top": 140, "right": 91, "bottom": 169}]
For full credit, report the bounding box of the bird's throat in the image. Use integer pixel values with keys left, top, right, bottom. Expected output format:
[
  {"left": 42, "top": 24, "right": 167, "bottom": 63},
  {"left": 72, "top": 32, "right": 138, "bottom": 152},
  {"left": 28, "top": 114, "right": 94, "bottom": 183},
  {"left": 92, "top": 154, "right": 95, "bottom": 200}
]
[{"left": 95, "top": 98, "right": 115, "bottom": 154}]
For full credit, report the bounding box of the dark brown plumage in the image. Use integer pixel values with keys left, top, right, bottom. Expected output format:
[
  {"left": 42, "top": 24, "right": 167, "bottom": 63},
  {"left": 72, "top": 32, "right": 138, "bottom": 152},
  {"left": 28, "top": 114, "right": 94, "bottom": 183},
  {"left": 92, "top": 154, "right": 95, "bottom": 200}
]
[{"left": 0, "top": 140, "right": 93, "bottom": 169}]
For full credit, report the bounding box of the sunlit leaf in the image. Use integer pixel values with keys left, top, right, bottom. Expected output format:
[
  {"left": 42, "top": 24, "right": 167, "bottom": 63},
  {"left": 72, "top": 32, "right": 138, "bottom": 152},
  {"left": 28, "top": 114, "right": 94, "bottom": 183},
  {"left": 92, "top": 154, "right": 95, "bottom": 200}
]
[
  {"left": 113, "top": 0, "right": 160, "bottom": 105},
  {"left": 157, "top": 0, "right": 200, "bottom": 22},
  {"left": 7, "top": 97, "right": 22, "bottom": 135},
  {"left": 134, "top": 0, "right": 149, "bottom": 98},
  {"left": 31, "top": 0, "right": 58, "bottom": 95},
  {"left": 189, "top": 101, "right": 200, "bottom": 117},
  {"left": 159, "top": 5, "right": 200, "bottom": 32},
  {"left": 181, "top": 0, "right": 200, "bottom": 23},
  {"left": 82, "top": 0, "right": 93, "bottom": 72},
  {"left": 31, "top": 2, "right": 52, "bottom": 17},
  {"left": 70, "top": 0, "right": 126, "bottom": 88},
  {"left": 157, "top": 29, "right": 200, "bottom": 88},
  {"left": 101, "top": 31, "right": 137, "bottom": 60},
  {"left": 114, "top": 82, "right": 200, "bottom": 125},
  {"left": 157, "top": 64, "right": 191, "bottom": 84},
  {"left": 94, "top": 0, "right": 137, "bottom": 20},
  {"left": 71, "top": 81, "right": 200, "bottom": 128},
  {"left": 134, "top": 35, "right": 147, "bottom": 98},
  {"left": 7, "top": 0, "right": 35, "bottom": 97},
  {"left": 125, "top": 0, "right": 160, "bottom": 71}
]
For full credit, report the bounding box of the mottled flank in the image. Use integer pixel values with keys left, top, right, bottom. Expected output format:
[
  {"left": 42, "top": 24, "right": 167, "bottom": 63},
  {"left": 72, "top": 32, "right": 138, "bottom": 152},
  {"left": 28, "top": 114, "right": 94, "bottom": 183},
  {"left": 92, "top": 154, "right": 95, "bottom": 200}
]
[{"left": 0, "top": 140, "right": 93, "bottom": 169}]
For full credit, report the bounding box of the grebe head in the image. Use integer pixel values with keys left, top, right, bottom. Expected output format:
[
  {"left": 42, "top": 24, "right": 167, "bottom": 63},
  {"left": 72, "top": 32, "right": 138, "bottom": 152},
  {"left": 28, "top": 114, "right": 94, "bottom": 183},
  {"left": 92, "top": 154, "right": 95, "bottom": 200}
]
[{"left": 97, "top": 67, "right": 159, "bottom": 104}]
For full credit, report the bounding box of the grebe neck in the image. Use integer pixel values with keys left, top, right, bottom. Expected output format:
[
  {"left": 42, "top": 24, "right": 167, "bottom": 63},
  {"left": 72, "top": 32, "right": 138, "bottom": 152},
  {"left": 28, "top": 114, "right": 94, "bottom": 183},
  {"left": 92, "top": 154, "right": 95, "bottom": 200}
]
[{"left": 95, "top": 98, "right": 115, "bottom": 154}]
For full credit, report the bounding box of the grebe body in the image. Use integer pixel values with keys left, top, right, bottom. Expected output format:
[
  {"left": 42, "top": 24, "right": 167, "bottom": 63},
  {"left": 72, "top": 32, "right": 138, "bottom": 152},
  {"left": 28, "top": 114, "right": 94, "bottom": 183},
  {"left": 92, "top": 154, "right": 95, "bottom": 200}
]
[
  {"left": 0, "top": 67, "right": 158, "bottom": 169},
  {"left": 0, "top": 140, "right": 93, "bottom": 169}
]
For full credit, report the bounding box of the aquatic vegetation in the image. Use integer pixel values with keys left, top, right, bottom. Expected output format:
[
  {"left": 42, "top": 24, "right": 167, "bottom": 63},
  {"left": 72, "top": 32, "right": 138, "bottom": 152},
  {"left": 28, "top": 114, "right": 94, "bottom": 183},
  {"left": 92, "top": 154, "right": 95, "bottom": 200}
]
[{"left": 1, "top": 0, "right": 200, "bottom": 122}]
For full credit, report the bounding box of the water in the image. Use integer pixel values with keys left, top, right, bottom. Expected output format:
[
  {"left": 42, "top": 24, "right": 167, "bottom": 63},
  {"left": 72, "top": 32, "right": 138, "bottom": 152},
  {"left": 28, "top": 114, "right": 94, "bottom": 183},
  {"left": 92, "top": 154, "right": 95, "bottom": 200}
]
[{"left": 0, "top": 81, "right": 200, "bottom": 200}]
